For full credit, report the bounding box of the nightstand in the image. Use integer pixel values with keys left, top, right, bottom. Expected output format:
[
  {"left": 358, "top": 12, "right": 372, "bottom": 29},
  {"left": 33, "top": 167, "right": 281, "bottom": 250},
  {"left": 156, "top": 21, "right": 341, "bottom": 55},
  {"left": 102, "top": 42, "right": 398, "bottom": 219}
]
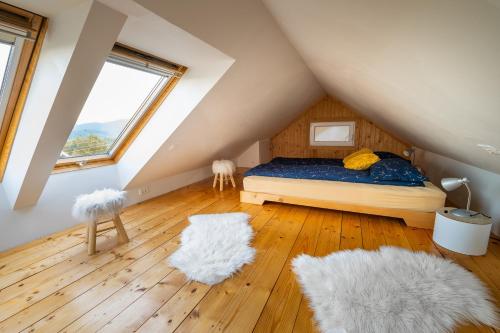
[{"left": 433, "top": 207, "right": 492, "bottom": 256}]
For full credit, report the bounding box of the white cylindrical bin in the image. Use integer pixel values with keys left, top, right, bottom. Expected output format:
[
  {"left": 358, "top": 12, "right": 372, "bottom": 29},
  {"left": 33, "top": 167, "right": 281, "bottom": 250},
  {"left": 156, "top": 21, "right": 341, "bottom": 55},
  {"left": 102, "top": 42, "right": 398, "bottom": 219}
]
[{"left": 433, "top": 207, "right": 492, "bottom": 256}]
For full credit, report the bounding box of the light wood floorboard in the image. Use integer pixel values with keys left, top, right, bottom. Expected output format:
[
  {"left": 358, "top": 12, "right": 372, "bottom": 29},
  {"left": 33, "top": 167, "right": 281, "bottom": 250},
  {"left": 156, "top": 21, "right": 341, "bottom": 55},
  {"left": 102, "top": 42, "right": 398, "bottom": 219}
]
[{"left": 0, "top": 175, "right": 498, "bottom": 333}]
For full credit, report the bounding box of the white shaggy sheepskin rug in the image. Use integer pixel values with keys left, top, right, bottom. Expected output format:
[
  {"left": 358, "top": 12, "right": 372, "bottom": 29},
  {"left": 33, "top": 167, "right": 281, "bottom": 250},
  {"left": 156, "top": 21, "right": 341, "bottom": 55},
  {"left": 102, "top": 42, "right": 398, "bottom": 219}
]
[
  {"left": 293, "top": 246, "right": 498, "bottom": 333},
  {"left": 169, "top": 212, "right": 255, "bottom": 285}
]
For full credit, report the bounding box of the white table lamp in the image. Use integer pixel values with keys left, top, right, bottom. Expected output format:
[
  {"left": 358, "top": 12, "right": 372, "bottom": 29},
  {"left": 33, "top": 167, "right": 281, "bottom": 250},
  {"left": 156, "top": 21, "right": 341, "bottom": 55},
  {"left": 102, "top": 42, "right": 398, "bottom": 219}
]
[{"left": 440, "top": 177, "right": 477, "bottom": 217}]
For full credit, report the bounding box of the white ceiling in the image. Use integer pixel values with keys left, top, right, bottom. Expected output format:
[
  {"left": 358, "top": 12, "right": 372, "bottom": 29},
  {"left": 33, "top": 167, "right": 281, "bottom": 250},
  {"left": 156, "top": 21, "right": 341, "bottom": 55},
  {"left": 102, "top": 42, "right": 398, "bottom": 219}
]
[{"left": 263, "top": 0, "right": 500, "bottom": 175}]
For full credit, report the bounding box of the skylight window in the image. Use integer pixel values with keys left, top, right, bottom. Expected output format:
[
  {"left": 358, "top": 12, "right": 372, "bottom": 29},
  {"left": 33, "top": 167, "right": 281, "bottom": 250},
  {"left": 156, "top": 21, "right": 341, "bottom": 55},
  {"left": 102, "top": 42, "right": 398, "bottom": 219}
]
[
  {"left": 56, "top": 44, "right": 186, "bottom": 170},
  {"left": 0, "top": 4, "right": 47, "bottom": 181},
  {"left": 61, "top": 61, "right": 170, "bottom": 159}
]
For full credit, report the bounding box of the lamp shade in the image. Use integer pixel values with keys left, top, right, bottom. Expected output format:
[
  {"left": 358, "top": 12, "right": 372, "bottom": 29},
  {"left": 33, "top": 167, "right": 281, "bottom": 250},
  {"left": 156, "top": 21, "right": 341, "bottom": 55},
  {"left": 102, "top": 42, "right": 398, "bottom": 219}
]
[
  {"left": 440, "top": 177, "right": 475, "bottom": 217},
  {"left": 441, "top": 177, "right": 468, "bottom": 191}
]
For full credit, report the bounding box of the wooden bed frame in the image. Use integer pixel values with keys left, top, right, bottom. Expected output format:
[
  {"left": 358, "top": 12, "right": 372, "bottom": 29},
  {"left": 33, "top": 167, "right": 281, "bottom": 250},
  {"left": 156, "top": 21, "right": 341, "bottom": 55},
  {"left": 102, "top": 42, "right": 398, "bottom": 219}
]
[{"left": 240, "top": 190, "right": 436, "bottom": 229}]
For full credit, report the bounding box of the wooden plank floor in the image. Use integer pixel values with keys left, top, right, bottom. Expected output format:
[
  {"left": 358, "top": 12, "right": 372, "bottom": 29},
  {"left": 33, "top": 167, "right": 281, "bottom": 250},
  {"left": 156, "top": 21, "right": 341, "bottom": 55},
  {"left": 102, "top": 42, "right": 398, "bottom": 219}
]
[{"left": 0, "top": 173, "right": 498, "bottom": 333}]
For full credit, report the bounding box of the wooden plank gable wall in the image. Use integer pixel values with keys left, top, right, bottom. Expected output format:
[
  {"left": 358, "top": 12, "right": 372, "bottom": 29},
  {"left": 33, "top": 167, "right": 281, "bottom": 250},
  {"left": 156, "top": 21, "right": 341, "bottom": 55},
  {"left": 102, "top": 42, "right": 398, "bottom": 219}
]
[{"left": 271, "top": 96, "right": 410, "bottom": 158}]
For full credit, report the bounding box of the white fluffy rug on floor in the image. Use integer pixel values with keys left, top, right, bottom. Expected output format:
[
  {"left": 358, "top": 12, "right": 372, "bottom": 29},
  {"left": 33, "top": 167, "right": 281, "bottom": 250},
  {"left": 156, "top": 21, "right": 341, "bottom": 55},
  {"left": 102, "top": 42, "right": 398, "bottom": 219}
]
[
  {"left": 169, "top": 212, "right": 255, "bottom": 285},
  {"left": 293, "top": 246, "right": 498, "bottom": 333}
]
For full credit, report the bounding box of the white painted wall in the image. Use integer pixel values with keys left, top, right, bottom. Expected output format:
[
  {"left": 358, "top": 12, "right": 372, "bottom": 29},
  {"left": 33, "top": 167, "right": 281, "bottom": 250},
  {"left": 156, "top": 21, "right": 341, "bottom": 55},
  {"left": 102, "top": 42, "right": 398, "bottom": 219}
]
[
  {"left": 0, "top": 164, "right": 211, "bottom": 251},
  {"left": 259, "top": 139, "right": 273, "bottom": 165},
  {"left": 0, "top": 166, "right": 118, "bottom": 251},
  {"left": 236, "top": 142, "right": 260, "bottom": 168},
  {"left": 417, "top": 149, "right": 500, "bottom": 236},
  {"left": 236, "top": 139, "right": 272, "bottom": 168}
]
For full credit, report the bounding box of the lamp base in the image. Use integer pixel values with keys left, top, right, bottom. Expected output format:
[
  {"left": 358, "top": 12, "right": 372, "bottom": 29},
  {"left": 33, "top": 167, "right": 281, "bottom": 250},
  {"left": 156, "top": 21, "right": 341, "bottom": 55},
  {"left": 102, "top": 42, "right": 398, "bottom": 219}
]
[{"left": 449, "top": 208, "right": 478, "bottom": 218}]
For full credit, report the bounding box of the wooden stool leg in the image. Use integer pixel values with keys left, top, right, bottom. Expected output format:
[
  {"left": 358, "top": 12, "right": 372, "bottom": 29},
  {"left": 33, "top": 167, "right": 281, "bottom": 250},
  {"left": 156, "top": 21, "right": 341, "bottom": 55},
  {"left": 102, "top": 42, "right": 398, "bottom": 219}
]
[
  {"left": 212, "top": 173, "right": 218, "bottom": 188},
  {"left": 88, "top": 220, "right": 97, "bottom": 255},
  {"left": 229, "top": 174, "right": 236, "bottom": 188},
  {"left": 113, "top": 214, "right": 129, "bottom": 244},
  {"left": 219, "top": 173, "right": 223, "bottom": 191},
  {"left": 85, "top": 224, "right": 89, "bottom": 244}
]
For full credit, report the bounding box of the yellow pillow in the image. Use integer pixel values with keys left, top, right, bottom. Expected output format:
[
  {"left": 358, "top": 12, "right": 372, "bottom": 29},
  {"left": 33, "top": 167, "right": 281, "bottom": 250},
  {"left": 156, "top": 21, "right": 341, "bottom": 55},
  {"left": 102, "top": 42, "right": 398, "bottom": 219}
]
[
  {"left": 343, "top": 148, "right": 373, "bottom": 165},
  {"left": 344, "top": 152, "right": 380, "bottom": 170}
]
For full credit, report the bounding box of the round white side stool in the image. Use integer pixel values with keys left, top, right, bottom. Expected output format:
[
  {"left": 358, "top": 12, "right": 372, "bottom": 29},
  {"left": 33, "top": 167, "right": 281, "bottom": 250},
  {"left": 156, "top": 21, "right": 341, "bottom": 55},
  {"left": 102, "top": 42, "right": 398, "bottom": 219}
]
[{"left": 433, "top": 207, "right": 492, "bottom": 256}]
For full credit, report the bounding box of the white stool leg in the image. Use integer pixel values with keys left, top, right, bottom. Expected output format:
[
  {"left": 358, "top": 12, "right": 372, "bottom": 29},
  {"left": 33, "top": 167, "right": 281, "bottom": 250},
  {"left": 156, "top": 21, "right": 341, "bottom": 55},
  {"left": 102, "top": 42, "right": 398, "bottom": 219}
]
[
  {"left": 229, "top": 174, "right": 236, "bottom": 188},
  {"left": 219, "top": 173, "right": 223, "bottom": 191},
  {"left": 88, "top": 219, "right": 97, "bottom": 255},
  {"left": 113, "top": 214, "right": 129, "bottom": 244}
]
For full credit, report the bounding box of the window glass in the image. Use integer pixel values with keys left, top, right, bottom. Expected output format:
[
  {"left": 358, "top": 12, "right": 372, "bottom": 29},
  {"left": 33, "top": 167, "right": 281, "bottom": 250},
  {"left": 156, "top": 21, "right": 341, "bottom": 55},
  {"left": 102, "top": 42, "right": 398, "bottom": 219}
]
[
  {"left": 0, "top": 42, "right": 12, "bottom": 90},
  {"left": 60, "top": 60, "right": 170, "bottom": 159},
  {"left": 0, "top": 40, "right": 14, "bottom": 122},
  {"left": 314, "top": 125, "right": 351, "bottom": 142},
  {"left": 309, "top": 121, "right": 355, "bottom": 147}
]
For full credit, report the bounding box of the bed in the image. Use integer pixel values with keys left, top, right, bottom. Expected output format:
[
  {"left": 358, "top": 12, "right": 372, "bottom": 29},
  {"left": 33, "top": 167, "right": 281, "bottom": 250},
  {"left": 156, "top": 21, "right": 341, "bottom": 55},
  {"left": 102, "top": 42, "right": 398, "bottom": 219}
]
[{"left": 240, "top": 154, "right": 446, "bottom": 229}]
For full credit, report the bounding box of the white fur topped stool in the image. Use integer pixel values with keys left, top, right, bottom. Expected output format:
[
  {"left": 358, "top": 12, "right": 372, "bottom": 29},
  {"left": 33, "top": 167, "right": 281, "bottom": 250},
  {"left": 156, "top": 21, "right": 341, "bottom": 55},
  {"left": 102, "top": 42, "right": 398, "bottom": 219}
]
[
  {"left": 72, "top": 189, "right": 129, "bottom": 255},
  {"left": 212, "top": 160, "right": 236, "bottom": 191}
]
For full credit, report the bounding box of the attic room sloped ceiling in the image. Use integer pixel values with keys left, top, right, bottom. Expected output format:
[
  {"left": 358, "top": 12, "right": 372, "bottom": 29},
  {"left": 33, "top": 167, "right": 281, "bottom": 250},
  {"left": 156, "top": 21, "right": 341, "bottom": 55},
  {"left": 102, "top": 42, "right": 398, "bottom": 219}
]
[{"left": 263, "top": 0, "right": 500, "bottom": 175}]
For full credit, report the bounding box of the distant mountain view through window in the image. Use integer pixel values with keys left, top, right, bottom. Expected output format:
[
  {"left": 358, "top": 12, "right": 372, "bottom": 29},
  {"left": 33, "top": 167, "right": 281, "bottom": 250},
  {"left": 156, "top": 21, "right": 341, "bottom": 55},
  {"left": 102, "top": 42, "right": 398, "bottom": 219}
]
[
  {"left": 61, "top": 60, "right": 170, "bottom": 159},
  {"left": 61, "top": 119, "right": 128, "bottom": 158}
]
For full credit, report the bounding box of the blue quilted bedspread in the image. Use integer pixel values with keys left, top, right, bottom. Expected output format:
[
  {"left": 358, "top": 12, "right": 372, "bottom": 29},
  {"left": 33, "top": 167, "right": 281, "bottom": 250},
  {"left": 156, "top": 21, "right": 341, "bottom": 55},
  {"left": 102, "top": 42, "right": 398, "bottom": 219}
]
[{"left": 244, "top": 154, "right": 425, "bottom": 187}]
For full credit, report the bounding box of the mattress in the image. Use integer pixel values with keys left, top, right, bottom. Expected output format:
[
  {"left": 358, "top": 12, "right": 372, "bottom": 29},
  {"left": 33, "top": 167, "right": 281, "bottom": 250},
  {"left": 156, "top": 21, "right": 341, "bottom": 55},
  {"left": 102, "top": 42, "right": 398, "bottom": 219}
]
[
  {"left": 243, "top": 176, "right": 446, "bottom": 212},
  {"left": 244, "top": 156, "right": 425, "bottom": 186}
]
